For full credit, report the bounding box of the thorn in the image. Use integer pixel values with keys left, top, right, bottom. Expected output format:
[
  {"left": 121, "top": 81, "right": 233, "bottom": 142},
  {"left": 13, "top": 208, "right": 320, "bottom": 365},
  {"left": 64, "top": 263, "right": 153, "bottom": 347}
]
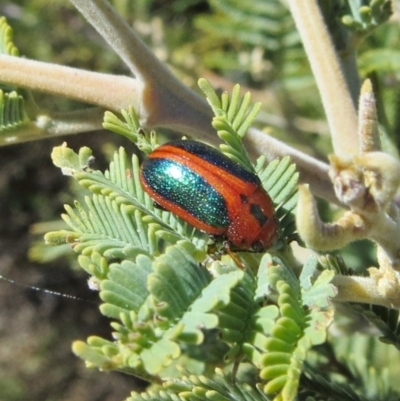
[{"left": 358, "top": 79, "right": 380, "bottom": 153}]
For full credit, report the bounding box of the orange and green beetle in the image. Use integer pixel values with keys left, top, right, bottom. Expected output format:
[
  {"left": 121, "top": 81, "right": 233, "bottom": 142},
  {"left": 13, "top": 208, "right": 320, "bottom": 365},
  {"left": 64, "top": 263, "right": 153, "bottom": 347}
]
[{"left": 140, "top": 140, "right": 278, "bottom": 252}]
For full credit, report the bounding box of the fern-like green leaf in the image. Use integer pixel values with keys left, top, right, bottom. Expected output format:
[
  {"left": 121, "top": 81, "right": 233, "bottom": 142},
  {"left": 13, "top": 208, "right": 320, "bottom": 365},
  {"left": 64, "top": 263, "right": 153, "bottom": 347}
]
[
  {"left": 79, "top": 241, "right": 244, "bottom": 376},
  {"left": 51, "top": 143, "right": 94, "bottom": 175},
  {"left": 217, "top": 268, "right": 261, "bottom": 358},
  {"left": 0, "top": 17, "right": 32, "bottom": 139},
  {"left": 77, "top": 252, "right": 109, "bottom": 280},
  {"left": 149, "top": 242, "right": 248, "bottom": 347},
  {"left": 194, "top": 0, "right": 307, "bottom": 96},
  {"left": 72, "top": 338, "right": 116, "bottom": 369},
  {"left": 126, "top": 391, "right": 184, "bottom": 401},
  {"left": 148, "top": 243, "right": 213, "bottom": 322},
  {"left": 196, "top": 0, "right": 295, "bottom": 51},
  {"left": 257, "top": 256, "right": 334, "bottom": 400},
  {"left": 161, "top": 368, "right": 270, "bottom": 401},
  {"left": 300, "top": 371, "right": 370, "bottom": 401},
  {"left": 0, "top": 90, "right": 29, "bottom": 134},
  {"left": 176, "top": 267, "right": 243, "bottom": 344},
  {"left": 72, "top": 334, "right": 163, "bottom": 380},
  {"left": 73, "top": 247, "right": 188, "bottom": 377},
  {"left": 256, "top": 156, "right": 299, "bottom": 244},
  {"left": 198, "top": 78, "right": 258, "bottom": 171},
  {"left": 100, "top": 256, "right": 153, "bottom": 319},
  {"left": 102, "top": 107, "right": 157, "bottom": 154},
  {"left": 326, "top": 334, "right": 400, "bottom": 401},
  {"left": 0, "top": 16, "right": 19, "bottom": 56},
  {"left": 300, "top": 256, "right": 337, "bottom": 309},
  {"left": 56, "top": 195, "right": 156, "bottom": 259},
  {"left": 351, "top": 303, "right": 400, "bottom": 350}
]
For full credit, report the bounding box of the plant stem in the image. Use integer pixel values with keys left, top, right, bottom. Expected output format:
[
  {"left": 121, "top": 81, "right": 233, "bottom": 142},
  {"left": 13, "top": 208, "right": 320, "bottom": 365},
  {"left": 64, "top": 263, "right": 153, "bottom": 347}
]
[
  {"left": 69, "top": 0, "right": 213, "bottom": 135},
  {"left": 288, "top": 0, "right": 359, "bottom": 157},
  {"left": 0, "top": 108, "right": 104, "bottom": 145},
  {"left": 0, "top": 55, "right": 139, "bottom": 112},
  {"left": 332, "top": 274, "right": 400, "bottom": 309}
]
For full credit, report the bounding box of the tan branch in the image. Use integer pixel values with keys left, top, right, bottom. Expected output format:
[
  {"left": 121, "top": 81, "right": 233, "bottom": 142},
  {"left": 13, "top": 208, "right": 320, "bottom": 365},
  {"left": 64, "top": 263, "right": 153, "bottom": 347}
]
[
  {"left": 333, "top": 274, "right": 400, "bottom": 309},
  {"left": 288, "top": 0, "right": 359, "bottom": 156},
  {"left": 0, "top": 55, "right": 139, "bottom": 112}
]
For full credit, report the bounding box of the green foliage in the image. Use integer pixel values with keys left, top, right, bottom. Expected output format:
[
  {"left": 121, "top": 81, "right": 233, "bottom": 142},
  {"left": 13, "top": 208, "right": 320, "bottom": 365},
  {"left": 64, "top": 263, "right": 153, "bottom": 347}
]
[
  {"left": 300, "top": 371, "right": 371, "bottom": 401},
  {"left": 43, "top": 84, "right": 341, "bottom": 400},
  {"left": 0, "top": 17, "right": 29, "bottom": 137},
  {"left": 255, "top": 156, "right": 298, "bottom": 245},
  {"left": 358, "top": 48, "right": 400, "bottom": 76},
  {"left": 341, "top": 0, "right": 392, "bottom": 35},
  {"left": 0, "top": 90, "right": 29, "bottom": 135},
  {"left": 198, "top": 78, "right": 261, "bottom": 171},
  {"left": 351, "top": 304, "right": 400, "bottom": 350},
  {"left": 258, "top": 256, "right": 334, "bottom": 399},
  {"left": 73, "top": 241, "right": 225, "bottom": 379},
  {"left": 321, "top": 334, "right": 400, "bottom": 401},
  {"left": 195, "top": 0, "right": 299, "bottom": 78},
  {"left": 0, "top": 16, "right": 19, "bottom": 56},
  {"left": 128, "top": 368, "right": 271, "bottom": 401},
  {"left": 102, "top": 107, "right": 157, "bottom": 154}
]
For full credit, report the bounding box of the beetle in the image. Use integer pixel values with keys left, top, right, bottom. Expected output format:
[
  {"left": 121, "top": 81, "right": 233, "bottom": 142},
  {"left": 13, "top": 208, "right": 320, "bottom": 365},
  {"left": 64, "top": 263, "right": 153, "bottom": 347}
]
[{"left": 139, "top": 140, "right": 278, "bottom": 252}]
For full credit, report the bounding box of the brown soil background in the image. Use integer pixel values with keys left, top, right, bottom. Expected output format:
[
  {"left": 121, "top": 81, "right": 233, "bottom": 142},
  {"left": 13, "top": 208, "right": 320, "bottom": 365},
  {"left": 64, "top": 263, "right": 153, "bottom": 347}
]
[{"left": 0, "top": 133, "right": 146, "bottom": 401}]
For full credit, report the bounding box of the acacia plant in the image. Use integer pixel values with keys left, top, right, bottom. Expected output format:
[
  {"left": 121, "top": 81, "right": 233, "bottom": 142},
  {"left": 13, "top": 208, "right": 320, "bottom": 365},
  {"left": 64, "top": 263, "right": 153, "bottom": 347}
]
[{"left": 1, "top": 1, "right": 400, "bottom": 400}]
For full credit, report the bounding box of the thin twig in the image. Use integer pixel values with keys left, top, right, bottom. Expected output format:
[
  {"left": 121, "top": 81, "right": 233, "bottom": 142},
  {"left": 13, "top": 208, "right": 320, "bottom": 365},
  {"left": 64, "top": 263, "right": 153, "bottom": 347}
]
[{"left": 0, "top": 108, "right": 105, "bottom": 146}]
